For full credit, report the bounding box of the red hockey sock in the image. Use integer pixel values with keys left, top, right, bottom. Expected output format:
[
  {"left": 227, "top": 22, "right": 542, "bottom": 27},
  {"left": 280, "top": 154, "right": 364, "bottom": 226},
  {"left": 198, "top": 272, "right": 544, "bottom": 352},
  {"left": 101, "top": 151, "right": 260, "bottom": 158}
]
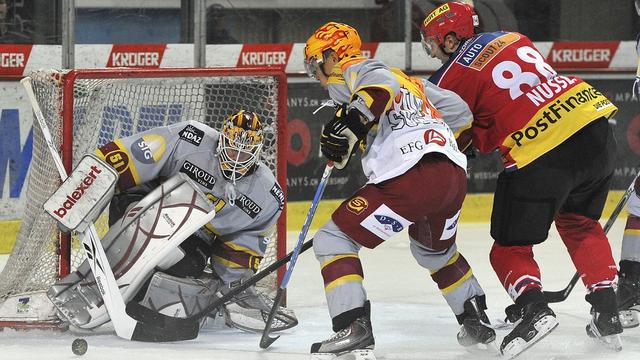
[
  {"left": 555, "top": 212, "right": 617, "bottom": 292},
  {"left": 490, "top": 242, "right": 542, "bottom": 301}
]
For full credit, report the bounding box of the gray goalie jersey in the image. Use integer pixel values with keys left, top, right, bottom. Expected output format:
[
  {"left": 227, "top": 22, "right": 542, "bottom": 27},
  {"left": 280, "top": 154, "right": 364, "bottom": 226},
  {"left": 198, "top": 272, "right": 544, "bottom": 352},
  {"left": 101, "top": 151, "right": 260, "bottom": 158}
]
[{"left": 96, "top": 120, "right": 284, "bottom": 282}]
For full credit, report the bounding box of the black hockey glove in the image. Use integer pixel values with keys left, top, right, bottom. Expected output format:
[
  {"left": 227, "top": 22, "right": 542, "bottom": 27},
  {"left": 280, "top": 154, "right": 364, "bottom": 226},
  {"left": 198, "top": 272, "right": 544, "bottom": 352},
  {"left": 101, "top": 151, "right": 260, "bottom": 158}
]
[{"left": 320, "top": 105, "right": 369, "bottom": 169}]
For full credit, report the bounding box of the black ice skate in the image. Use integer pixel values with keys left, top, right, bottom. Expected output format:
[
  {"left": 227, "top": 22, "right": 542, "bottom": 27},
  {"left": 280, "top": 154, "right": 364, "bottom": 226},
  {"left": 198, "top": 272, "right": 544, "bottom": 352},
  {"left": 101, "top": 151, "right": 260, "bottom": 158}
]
[
  {"left": 500, "top": 302, "right": 558, "bottom": 359},
  {"left": 585, "top": 287, "right": 623, "bottom": 351},
  {"left": 456, "top": 296, "right": 497, "bottom": 350},
  {"left": 617, "top": 260, "right": 640, "bottom": 328},
  {"left": 585, "top": 308, "right": 623, "bottom": 351},
  {"left": 311, "top": 301, "right": 375, "bottom": 360}
]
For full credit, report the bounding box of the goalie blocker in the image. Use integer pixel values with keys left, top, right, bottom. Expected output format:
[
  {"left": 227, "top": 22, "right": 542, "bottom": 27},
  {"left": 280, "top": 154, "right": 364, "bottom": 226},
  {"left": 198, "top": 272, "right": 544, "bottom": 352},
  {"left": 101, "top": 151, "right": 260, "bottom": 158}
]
[{"left": 43, "top": 154, "right": 118, "bottom": 233}]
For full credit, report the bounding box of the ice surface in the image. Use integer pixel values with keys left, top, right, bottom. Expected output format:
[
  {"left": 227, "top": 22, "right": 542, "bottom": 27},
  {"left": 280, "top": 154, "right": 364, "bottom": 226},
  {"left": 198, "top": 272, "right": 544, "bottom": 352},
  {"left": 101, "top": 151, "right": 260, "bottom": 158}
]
[{"left": 0, "top": 222, "right": 638, "bottom": 359}]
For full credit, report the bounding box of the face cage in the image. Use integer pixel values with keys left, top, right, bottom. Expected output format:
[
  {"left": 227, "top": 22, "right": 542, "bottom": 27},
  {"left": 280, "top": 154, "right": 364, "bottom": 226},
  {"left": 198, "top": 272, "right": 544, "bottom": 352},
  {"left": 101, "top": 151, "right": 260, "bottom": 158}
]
[
  {"left": 636, "top": 0, "right": 640, "bottom": 16},
  {"left": 420, "top": 32, "right": 436, "bottom": 57},
  {"left": 304, "top": 57, "right": 322, "bottom": 80},
  {"left": 218, "top": 133, "right": 264, "bottom": 183}
]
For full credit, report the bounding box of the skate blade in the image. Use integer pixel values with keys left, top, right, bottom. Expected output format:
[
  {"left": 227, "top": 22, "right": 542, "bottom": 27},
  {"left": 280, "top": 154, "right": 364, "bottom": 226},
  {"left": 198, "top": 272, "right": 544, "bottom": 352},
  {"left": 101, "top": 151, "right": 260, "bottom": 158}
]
[
  {"left": 501, "top": 314, "right": 559, "bottom": 360},
  {"left": 464, "top": 339, "right": 500, "bottom": 356},
  {"left": 591, "top": 333, "right": 622, "bottom": 352},
  {"left": 311, "top": 349, "right": 376, "bottom": 360},
  {"left": 619, "top": 309, "right": 639, "bottom": 329}
]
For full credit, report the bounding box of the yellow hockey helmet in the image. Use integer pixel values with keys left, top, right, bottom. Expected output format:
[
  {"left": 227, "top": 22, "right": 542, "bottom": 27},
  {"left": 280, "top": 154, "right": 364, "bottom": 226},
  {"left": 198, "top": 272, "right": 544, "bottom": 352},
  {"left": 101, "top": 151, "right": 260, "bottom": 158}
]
[{"left": 304, "top": 22, "right": 362, "bottom": 79}]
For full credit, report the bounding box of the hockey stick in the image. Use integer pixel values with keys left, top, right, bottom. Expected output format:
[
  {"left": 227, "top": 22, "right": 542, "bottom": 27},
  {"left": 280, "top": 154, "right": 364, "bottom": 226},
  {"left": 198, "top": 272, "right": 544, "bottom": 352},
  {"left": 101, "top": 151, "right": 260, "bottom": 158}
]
[
  {"left": 22, "top": 77, "right": 207, "bottom": 342},
  {"left": 543, "top": 172, "right": 639, "bottom": 303},
  {"left": 260, "top": 162, "right": 334, "bottom": 349}
]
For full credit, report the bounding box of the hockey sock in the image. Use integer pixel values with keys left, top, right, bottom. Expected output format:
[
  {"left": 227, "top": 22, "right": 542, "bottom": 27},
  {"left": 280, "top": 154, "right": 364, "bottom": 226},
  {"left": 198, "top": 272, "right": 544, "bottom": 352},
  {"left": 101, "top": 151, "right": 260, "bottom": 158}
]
[
  {"left": 555, "top": 212, "right": 617, "bottom": 292},
  {"left": 490, "top": 242, "right": 542, "bottom": 301}
]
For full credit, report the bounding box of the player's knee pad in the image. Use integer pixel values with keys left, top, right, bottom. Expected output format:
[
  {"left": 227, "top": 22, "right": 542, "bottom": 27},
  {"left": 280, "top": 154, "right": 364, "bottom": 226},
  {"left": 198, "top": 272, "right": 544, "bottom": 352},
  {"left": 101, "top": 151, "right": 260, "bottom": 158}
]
[
  {"left": 313, "top": 219, "right": 361, "bottom": 259},
  {"left": 137, "top": 271, "right": 220, "bottom": 319},
  {"left": 47, "top": 174, "right": 215, "bottom": 330},
  {"left": 410, "top": 241, "right": 456, "bottom": 271}
]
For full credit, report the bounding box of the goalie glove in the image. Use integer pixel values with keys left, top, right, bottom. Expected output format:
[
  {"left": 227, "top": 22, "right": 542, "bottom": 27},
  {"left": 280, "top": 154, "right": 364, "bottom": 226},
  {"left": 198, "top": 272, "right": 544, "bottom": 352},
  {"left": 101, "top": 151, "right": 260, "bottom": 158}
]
[{"left": 320, "top": 105, "right": 369, "bottom": 170}]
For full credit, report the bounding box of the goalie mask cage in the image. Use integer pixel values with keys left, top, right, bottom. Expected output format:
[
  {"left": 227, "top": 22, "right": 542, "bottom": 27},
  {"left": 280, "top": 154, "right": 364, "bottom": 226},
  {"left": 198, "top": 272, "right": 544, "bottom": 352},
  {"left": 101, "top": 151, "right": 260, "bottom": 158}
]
[{"left": 0, "top": 67, "right": 288, "bottom": 330}]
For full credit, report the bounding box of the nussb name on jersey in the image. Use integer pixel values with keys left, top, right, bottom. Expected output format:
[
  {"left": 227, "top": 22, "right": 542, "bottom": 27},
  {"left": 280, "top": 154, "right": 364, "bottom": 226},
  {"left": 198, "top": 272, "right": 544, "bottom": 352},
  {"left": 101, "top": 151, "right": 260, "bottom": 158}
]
[{"left": 430, "top": 31, "right": 617, "bottom": 170}]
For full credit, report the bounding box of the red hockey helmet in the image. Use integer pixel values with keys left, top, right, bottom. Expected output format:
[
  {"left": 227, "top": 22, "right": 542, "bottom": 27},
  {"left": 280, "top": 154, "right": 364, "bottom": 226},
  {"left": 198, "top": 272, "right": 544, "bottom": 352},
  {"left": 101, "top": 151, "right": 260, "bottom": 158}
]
[{"left": 420, "top": 1, "right": 479, "bottom": 51}]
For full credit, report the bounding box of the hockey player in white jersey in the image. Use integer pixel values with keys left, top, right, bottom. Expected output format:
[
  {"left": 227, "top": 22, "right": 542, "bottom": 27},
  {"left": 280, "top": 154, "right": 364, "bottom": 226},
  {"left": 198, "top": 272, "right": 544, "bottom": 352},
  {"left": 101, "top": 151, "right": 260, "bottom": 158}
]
[
  {"left": 47, "top": 110, "right": 297, "bottom": 335},
  {"left": 617, "top": 0, "right": 640, "bottom": 329},
  {"left": 303, "top": 22, "right": 495, "bottom": 359}
]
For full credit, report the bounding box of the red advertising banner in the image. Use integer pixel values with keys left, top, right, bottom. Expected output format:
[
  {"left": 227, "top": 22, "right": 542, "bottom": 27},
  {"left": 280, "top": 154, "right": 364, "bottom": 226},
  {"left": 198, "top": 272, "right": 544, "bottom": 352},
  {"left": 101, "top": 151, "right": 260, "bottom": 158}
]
[
  {"left": 237, "top": 43, "right": 294, "bottom": 68},
  {"left": 0, "top": 44, "right": 33, "bottom": 76},
  {"left": 107, "top": 44, "right": 167, "bottom": 68},
  {"left": 361, "top": 42, "right": 380, "bottom": 59},
  {"left": 547, "top": 41, "right": 620, "bottom": 69}
]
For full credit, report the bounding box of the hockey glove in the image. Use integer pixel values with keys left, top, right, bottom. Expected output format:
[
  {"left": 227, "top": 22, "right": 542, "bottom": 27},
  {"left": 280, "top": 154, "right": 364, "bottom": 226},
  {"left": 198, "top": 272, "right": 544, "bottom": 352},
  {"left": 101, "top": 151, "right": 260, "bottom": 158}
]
[
  {"left": 320, "top": 106, "right": 369, "bottom": 169},
  {"left": 633, "top": 76, "right": 640, "bottom": 100}
]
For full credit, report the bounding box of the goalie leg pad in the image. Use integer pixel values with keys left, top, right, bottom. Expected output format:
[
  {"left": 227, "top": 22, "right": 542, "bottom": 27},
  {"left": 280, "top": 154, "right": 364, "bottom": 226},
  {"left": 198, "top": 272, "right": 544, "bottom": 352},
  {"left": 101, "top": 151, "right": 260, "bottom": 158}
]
[
  {"left": 138, "top": 271, "right": 220, "bottom": 319},
  {"left": 47, "top": 174, "right": 215, "bottom": 330}
]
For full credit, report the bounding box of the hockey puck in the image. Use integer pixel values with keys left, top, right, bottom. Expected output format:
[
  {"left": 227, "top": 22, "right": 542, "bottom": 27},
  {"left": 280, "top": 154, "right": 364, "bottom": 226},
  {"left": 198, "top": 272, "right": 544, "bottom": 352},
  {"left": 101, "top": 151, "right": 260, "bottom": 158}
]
[{"left": 72, "top": 338, "right": 88, "bottom": 356}]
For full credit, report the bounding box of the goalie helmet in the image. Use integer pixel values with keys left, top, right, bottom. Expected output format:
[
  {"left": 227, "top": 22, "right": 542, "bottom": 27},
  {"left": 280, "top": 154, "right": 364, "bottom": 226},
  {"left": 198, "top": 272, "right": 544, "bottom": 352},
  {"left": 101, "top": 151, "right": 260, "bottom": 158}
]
[
  {"left": 304, "top": 22, "right": 362, "bottom": 79},
  {"left": 218, "top": 110, "right": 264, "bottom": 183},
  {"left": 420, "top": 1, "right": 479, "bottom": 56}
]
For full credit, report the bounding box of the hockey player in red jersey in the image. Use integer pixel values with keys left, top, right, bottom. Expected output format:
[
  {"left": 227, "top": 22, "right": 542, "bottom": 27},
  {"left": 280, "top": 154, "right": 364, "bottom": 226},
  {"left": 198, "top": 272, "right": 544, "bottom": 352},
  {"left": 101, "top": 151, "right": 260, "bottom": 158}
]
[
  {"left": 421, "top": 1, "right": 622, "bottom": 358},
  {"left": 303, "top": 21, "right": 496, "bottom": 358}
]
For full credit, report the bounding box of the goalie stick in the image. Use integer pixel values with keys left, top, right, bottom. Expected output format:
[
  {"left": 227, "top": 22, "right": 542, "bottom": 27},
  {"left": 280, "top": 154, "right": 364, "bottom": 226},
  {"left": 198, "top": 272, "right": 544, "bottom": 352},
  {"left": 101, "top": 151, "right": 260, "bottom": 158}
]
[
  {"left": 260, "top": 162, "right": 334, "bottom": 349},
  {"left": 543, "top": 170, "right": 640, "bottom": 303}
]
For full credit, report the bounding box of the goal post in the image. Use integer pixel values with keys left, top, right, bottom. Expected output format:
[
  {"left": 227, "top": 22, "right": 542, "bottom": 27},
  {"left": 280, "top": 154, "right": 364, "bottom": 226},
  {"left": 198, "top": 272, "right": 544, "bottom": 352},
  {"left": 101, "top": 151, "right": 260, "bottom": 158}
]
[{"left": 0, "top": 67, "right": 289, "bottom": 330}]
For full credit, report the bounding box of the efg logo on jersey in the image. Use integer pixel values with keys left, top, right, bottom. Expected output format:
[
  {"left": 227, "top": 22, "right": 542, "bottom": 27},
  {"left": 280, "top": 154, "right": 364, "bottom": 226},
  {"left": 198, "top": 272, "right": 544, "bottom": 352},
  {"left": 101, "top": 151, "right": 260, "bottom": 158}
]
[
  {"left": 269, "top": 184, "right": 284, "bottom": 210},
  {"left": 179, "top": 125, "right": 204, "bottom": 146},
  {"left": 374, "top": 215, "right": 404, "bottom": 233},
  {"left": 236, "top": 194, "right": 262, "bottom": 218},
  {"left": 180, "top": 161, "right": 216, "bottom": 190},
  {"left": 131, "top": 134, "right": 166, "bottom": 164}
]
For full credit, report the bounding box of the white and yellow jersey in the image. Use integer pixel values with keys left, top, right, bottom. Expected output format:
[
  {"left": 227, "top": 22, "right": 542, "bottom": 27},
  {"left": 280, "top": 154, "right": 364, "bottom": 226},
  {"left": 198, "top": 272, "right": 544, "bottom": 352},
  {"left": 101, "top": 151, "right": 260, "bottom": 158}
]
[{"left": 327, "top": 57, "right": 467, "bottom": 184}]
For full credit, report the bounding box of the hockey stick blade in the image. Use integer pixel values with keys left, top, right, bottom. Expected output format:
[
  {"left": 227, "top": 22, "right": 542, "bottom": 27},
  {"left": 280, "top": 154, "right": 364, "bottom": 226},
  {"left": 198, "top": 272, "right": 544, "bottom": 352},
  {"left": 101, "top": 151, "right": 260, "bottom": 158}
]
[
  {"left": 259, "top": 289, "right": 285, "bottom": 348},
  {"left": 543, "top": 173, "right": 638, "bottom": 303}
]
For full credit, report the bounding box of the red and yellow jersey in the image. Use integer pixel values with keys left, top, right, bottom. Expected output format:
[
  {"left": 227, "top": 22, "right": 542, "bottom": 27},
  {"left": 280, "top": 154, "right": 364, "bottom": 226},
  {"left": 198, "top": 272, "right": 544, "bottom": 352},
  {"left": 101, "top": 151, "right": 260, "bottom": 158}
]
[{"left": 430, "top": 31, "right": 617, "bottom": 170}]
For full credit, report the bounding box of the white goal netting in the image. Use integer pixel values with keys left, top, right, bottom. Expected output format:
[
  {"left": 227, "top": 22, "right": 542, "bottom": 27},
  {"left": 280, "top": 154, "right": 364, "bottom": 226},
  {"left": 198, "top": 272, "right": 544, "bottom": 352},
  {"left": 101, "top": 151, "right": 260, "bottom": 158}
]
[{"left": 0, "top": 68, "right": 287, "bottom": 325}]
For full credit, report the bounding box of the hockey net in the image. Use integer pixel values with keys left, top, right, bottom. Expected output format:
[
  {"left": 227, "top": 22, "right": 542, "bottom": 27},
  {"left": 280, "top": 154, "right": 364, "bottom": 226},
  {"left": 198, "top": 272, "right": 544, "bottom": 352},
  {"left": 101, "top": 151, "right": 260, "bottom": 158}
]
[{"left": 0, "top": 67, "right": 288, "bottom": 329}]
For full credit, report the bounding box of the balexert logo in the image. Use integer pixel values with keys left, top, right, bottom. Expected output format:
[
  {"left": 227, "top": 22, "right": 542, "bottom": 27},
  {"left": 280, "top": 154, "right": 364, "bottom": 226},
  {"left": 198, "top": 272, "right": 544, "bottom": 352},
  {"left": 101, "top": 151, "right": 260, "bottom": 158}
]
[
  {"left": 53, "top": 165, "right": 103, "bottom": 219},
  {"left": 511, "top": 86, "right": 606, "bottom": 146}
]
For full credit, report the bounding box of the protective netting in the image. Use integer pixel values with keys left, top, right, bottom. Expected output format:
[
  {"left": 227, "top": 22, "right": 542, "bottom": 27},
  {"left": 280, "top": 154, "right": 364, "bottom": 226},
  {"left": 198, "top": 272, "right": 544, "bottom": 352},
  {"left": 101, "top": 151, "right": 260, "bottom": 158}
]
[{"left": 0, "top": 69, "right": 285, "bottom": 320}]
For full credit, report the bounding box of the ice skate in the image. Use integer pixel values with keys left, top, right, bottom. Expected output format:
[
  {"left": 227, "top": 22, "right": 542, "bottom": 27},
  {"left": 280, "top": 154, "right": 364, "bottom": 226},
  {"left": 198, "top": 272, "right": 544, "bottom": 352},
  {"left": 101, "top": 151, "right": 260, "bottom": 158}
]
[
  {"left": 617, "top": 261, "right": 640, "bottom": 328},
  {"left": 456, "top": 296, "right": 497, "bottom": 352},
  {"left": 500, "top": 302, "right": 558, "bottom": 359},
  {"left": 311, "top": 302, "right": 375, "bottom": 360},
  {"left": 586, "top": 309, "right": 623, "bottom": 351}
]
